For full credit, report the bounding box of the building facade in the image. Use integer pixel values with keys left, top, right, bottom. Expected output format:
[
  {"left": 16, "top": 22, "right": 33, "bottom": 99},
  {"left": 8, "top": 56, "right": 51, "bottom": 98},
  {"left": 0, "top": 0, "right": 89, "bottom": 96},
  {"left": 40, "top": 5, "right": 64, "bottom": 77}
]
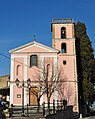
[
  {"left": 0, "top": 75, "right": 10, "bottom": 100},
  {"left": 9, "top": 18, "right": 78, "bottom": 112}
]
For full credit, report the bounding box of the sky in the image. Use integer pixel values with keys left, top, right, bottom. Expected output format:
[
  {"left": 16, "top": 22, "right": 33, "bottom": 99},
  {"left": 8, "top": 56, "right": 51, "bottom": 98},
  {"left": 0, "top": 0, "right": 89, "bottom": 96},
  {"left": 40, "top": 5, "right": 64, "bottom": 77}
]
[{"left": 0, "top": 0, "right": 95, "bottom": 75}]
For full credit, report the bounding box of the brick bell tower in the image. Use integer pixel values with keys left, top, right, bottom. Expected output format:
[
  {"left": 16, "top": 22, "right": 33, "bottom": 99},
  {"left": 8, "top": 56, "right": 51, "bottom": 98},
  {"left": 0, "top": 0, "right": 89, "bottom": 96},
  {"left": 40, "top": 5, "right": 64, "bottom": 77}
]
[{"left": 51, "top": 18, "right": 79, "bottom": 112}]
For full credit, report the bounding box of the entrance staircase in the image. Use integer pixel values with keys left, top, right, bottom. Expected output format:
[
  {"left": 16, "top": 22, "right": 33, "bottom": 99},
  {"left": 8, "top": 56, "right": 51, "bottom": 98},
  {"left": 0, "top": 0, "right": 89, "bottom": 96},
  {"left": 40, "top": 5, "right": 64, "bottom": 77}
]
[{"left": 10, "top": 105, "right": 45, "bottom": 119}]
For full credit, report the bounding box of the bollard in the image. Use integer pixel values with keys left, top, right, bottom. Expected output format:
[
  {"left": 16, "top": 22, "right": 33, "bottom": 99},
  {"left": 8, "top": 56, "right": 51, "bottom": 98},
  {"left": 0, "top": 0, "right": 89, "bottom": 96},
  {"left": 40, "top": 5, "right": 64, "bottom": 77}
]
[
  {"left": 80, "top": 113, "right": 83, "bottom": 118},
  {"left": 60, "top": 100, "right": 63, "bottom": 109},
  {"left": 27, "top": 104, "right": 29, "bottom": 117},
  {"left": 48, "top": 102, "right": 50, "bottom": 114},
  {"left": 63, "top": 100, "right": 67, "bottom": 110},
  {"left": 10, "top": 104, "right": 13, "bottom": 117},
  {"left": 42, "top": 102, "right": 45, "bottom": 116},
  {"left": 53, "top": 99, "right": 55, "bottom": 113},
  {"left": 57, "top": 100, "right": 59, "bottom": 110}
]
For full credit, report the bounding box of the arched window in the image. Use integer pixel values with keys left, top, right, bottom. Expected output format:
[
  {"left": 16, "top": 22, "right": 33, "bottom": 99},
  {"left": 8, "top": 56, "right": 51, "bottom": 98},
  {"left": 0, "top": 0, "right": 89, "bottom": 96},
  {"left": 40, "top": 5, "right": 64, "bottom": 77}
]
[
  {"left": 61, "top": 27, "right": 66, "bottom": 39},
  {"left": 16, "top": 65, "right": 22, "bottom": 76},
  {"left": 30, "top": 55, "right": 38, "bottom": 67},
  {"left": 61, "top": 43, "right": 66, "bottom": 53}
]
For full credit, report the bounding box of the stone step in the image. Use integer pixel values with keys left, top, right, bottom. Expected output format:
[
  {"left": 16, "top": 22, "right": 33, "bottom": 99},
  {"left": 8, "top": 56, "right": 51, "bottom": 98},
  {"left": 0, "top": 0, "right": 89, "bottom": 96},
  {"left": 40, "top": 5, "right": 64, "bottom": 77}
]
[
  {"left": 8, "top": 116, "right": 45, "bottom": 119},
  {"left": 11, "top": 113, "right": 43, "bottom": 117},
  {"left": 7, "top": 118, "right": 45, "bottom": 119}
]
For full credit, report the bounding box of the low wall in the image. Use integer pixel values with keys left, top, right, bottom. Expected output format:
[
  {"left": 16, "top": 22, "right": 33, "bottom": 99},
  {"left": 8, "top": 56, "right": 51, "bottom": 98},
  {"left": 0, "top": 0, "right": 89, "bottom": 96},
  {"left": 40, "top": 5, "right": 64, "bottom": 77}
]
[{"left": 46, "top": 106, "right": 78, "bottom": 119}]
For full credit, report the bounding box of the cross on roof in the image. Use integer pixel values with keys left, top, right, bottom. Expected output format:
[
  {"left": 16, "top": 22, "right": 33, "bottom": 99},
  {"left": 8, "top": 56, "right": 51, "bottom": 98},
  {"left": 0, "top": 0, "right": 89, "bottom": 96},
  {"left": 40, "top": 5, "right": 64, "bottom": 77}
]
[{"left": 32, "top": 35, "right": 36, "bottom": 41}]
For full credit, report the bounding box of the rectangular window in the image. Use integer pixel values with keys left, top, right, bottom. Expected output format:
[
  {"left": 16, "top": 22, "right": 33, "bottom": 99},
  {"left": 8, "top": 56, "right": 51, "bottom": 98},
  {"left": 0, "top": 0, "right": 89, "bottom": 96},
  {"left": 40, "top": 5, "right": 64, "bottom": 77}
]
[{"left": 30, "top": 55, "right": 38, "bottom": 67}]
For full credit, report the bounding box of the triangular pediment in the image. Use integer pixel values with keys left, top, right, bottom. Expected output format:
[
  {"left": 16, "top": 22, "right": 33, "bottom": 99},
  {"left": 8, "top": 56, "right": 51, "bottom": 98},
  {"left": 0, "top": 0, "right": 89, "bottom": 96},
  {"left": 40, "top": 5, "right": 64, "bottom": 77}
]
[{"left": 9, "top": 41, "right": 59, "bottom": 53}]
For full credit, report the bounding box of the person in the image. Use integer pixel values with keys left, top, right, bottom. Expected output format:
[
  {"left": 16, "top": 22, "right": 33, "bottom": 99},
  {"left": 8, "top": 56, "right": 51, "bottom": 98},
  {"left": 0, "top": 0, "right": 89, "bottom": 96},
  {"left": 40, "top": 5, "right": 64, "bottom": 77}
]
[
  {"left": 1, "top": 101, "right": 5, "bottom": 107},
  {"left": 0, "top": 99, "right": 7, "bottom": 110}
]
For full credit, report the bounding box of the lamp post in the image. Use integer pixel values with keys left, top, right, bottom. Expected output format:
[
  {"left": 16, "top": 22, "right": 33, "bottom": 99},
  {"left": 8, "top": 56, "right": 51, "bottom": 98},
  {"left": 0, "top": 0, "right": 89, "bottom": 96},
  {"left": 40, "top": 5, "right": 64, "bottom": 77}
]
[{"left": 15, "top": 78, "right": 31, "bottom": 116}]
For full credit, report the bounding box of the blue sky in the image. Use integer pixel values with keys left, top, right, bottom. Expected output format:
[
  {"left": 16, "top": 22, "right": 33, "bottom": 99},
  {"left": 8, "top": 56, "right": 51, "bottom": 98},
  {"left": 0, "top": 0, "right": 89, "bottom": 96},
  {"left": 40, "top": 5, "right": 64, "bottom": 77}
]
[{"left": 0, "top": 0, "right": 95, "bottom": 75}]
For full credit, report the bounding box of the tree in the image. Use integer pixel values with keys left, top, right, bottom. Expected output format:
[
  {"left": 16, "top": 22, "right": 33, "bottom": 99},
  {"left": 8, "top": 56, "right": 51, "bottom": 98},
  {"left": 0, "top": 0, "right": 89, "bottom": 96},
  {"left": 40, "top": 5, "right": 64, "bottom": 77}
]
[
  {"left": 83, "top": 79, "right": 94, "bottom": 102},
  {"left": 42, "top": 64, "right": 64, "bottom": 110},
  {"left": 75, "top": 22, "right": 95, "bottom": 84},
  {"left": 58, "top": 81, "right": 74, "bottom": 104},
  {"left": 30, "top": 64, "right": 64, "bottom": 111},
  {"left": 75, "top": 22, "right": 95, "bottom": 113}
]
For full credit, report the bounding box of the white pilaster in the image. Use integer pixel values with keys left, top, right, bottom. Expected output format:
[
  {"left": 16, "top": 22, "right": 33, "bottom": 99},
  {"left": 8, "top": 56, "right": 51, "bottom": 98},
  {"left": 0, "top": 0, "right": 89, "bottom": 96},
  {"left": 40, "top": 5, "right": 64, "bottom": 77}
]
[
  {"left": 40, "top": 57, "right": 44, "bottom": 105},
  {"left": 10, "top": 84, "right": 14, "bottom": 105},
  {"left": 10, "top": 55, "right": 14, "bottom": 82},
  {"left": 54, "top": 56, "right": 58, "bottom": 101},
  {"left": 24, "top": 56, "right": 28, "bottom": 105},
  {"left": 10, "top": 55, "right": 14, "bottom": 105}
]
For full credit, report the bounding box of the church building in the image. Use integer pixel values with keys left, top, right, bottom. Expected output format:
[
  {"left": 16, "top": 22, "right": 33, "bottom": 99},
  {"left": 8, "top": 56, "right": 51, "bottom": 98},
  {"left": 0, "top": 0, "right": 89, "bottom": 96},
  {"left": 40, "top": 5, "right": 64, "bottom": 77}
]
[{"left": 9, "top": 18, "right": 78, "bottom": 112}]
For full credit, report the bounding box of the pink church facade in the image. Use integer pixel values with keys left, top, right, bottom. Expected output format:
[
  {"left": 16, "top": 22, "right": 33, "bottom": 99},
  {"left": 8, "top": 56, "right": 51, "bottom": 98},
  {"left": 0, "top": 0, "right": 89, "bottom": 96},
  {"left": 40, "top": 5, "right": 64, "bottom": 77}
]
[{"left": 9, "top": 18, "right": 78, "bottom": 112}]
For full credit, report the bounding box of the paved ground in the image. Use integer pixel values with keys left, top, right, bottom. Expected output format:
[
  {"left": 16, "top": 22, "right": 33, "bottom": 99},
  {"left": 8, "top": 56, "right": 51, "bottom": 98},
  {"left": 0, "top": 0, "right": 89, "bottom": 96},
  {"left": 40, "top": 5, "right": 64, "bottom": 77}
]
[
  {"left": 79, "top": 116, "right": 95, "bottom": 119},
  {"left": 6, "top": 114, "right": 95, "bottom": 119},
  {"left": 7, "top": 117, "right": 45, "bottom": 119},
  {"left": 6, "top": 115, "right": 95, "bottom": 119}
]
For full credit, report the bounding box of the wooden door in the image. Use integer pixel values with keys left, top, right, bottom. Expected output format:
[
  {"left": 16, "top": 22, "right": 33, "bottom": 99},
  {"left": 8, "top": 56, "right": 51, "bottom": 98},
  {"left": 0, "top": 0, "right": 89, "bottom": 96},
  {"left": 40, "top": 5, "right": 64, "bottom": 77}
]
[{"left": 29, "top": 87, "right": 39, "bottom": 106}]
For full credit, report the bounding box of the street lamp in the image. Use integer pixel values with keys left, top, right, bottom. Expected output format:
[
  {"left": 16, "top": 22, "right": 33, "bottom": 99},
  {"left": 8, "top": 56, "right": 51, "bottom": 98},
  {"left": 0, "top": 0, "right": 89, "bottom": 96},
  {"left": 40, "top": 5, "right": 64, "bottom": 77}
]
[
  {"left": 27, "top": 78, "right": 31, "bottom": 88},
  {"left": 15, "top": 78, "right": 31, "bottom": 116}
]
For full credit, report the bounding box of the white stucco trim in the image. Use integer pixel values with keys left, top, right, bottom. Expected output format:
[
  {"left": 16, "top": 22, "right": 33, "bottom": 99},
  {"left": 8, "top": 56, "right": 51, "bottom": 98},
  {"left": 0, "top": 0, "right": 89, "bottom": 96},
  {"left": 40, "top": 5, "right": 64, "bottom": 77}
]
[
  {"left": 54, "top": 56, "right": 58, "bottom": 101},
  {"left": 11, "top": 56, "right": 27, "bottom": 58},
  {"left": 9, "top": 41, "right": 59, "bottom": 53},
  {"left": 16, "top": 44, "right": 57, "bottom": 53},
  {"left": 10, "top": 55, "right": 14, "bottom": 105},
  {"left": 10, "top": 55, "right": 14, "bottom": 81},
  {"left": 10, "top": 84, "right": 14, "bottom": 105},
  {"left": 40, "top": 56, "right": 57, "bottom": 58},
  {"left": 24, "top": 56, "right": 28, "bottom": 105},
  {"left": 73, "top": 58, "right": 79, "bottom": 112},
  {"left": 40, "top": 57, "right": 44, "bottom": 105},
  {"left": 24, "top": 56, "right": 28, "bottom": 81}
]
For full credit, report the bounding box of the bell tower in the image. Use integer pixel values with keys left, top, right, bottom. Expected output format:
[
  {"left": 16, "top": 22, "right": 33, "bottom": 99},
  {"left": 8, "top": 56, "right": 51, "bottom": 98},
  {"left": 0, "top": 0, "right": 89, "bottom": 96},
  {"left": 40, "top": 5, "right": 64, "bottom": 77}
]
[
  {"left": 51, "top": 18, "right": 75, "bottom": 52},
  {"left": 51, "top": 18, "right": 78, "bottom": 112}
]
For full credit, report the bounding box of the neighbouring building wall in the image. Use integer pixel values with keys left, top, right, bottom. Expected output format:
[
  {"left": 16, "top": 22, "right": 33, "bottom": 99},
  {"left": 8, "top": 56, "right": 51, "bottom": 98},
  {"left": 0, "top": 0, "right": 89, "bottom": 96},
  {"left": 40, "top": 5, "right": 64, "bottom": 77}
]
[
  {"left": 0, "top": 75, "right": 10, "bottom": 89},
  {"left": 0, "top": 75, "right": 10, "bottom": 99}
]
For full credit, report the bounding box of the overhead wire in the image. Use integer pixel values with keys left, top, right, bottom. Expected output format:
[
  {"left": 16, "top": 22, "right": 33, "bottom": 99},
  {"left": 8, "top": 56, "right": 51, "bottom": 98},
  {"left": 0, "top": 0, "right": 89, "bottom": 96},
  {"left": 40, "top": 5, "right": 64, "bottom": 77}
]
[
  {"left": 0, "top": 52, "right": 41, "bottom": 73},
  {"left": 0, "top": 51, "right": 95, "bottom": 69},
  {"left": 0, "top": 50, "right": 95, "bottom": 75},
  {"left": 0, "top": 52, "right": 29, "bottom": 67}
]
